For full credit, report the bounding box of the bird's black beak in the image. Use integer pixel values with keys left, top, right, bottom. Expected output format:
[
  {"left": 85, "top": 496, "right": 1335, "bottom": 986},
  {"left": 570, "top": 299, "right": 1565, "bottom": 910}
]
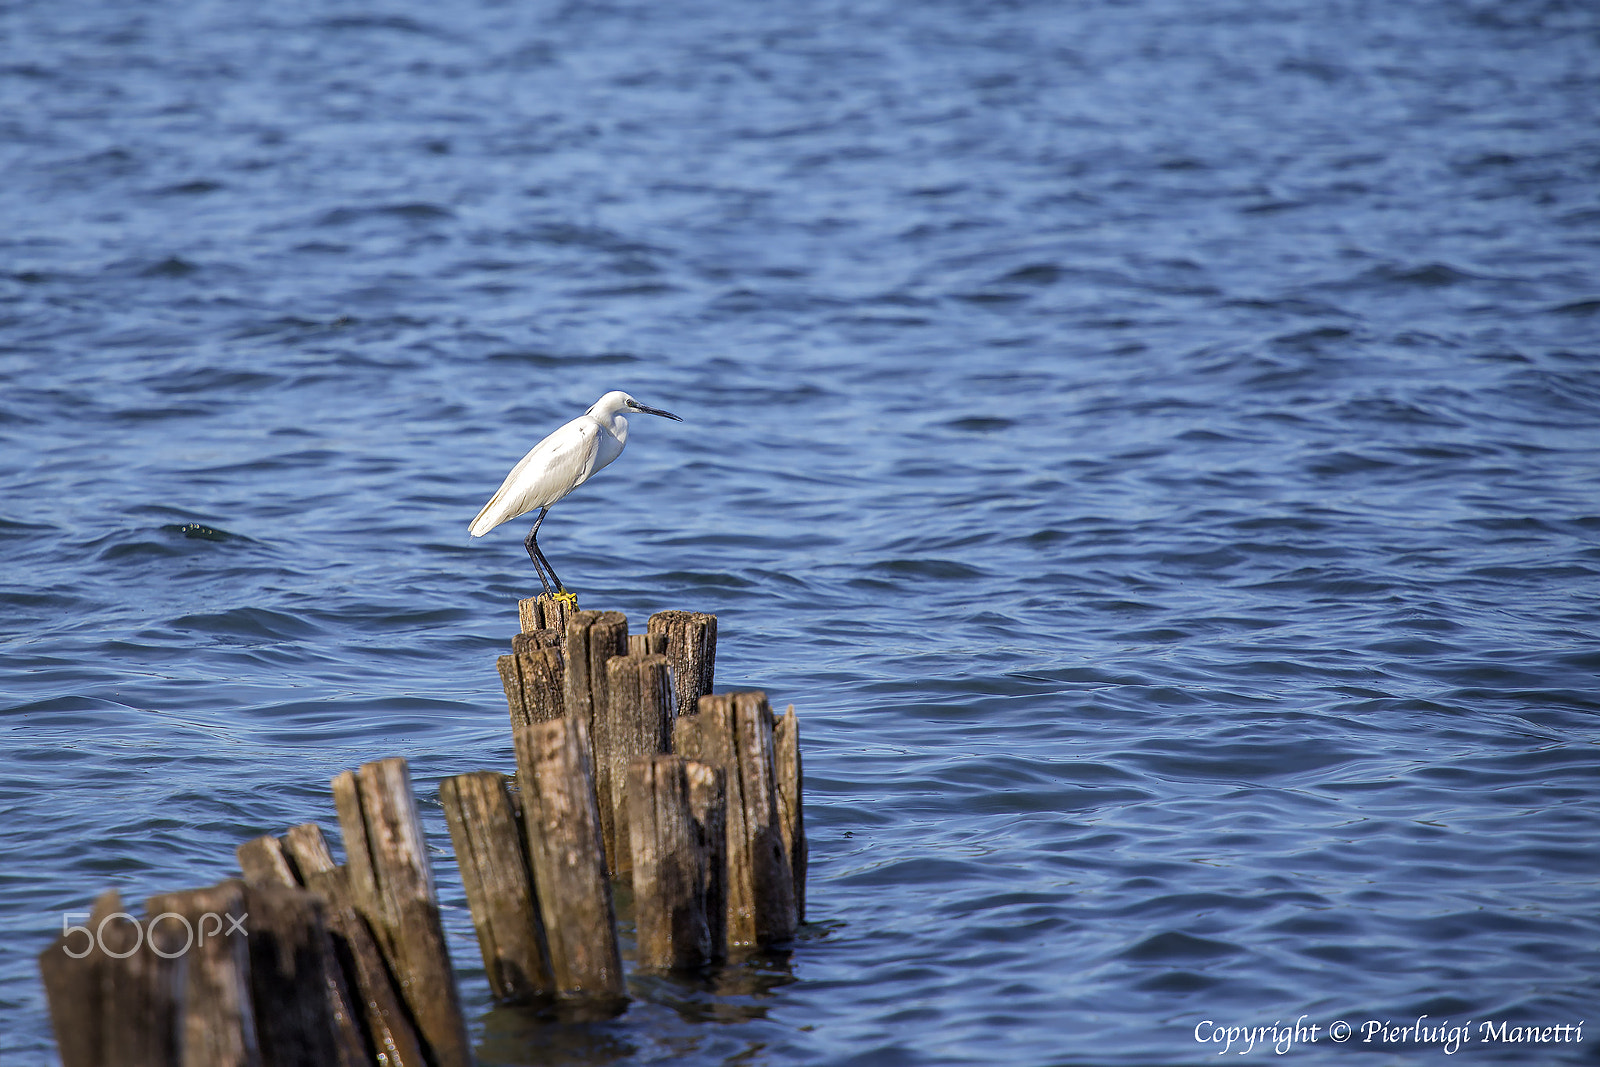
[{"left": 630, "top": 402, "right": 682, "bottom": 421}]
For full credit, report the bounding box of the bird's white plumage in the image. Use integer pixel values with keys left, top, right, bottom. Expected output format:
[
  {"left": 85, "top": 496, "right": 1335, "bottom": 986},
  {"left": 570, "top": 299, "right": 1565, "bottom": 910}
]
[{"left": 468, "top": 390, "right": 663, "bottom": 537}]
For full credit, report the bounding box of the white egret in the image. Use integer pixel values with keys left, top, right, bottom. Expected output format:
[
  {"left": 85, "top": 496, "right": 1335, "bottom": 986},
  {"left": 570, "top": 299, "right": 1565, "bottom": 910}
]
[{"left": 469, "top": 390, "right": 682, "bottom": 602}]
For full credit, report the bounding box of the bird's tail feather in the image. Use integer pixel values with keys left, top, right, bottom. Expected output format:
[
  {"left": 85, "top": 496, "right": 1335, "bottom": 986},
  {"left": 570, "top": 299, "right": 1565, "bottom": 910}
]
[{"left": 468, "top": 495, "right": 503, "bottom": 537}]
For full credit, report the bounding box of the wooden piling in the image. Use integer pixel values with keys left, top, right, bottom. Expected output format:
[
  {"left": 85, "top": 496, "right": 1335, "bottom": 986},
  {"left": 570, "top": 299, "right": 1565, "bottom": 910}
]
[
  {"left": 599, "top": 651, "right": 673, "bottom": 873},
  {"left": 685, "top": 760, "right": 729, "bottom": 958},
  {"left": 510, "top": 628, "right": 560, "bottom": 656},
  {"left": 40, "top": 889, "right": 183, "bottom": 1067},
  {"left": 562, "top": 609, "right": 628, "bottom": 869},
  {"left": 233, "top": 831, "right": 374, "bottom": 1067},
  {"left": 512, "top": 595, "right": 571, "bottom": 671},
  {"left": 673, "top": 691, "right": 797, "bottom": 949},
  {"left": 627, "top": 756, "right": 725, "bottom": 971},
  {"left": 303, "top": 865, "right": 429, "bottom": 1067},
  {"left": 440, "top": 770, "right": 555, "bottom": 1002},
  {"left": 143, "top": 880, "right": 257, "bottom": 1067},
  {"left": 512, "top": 714, "right": 626, "bottom": 1000},
  {"left": 498, "top": 645, "right": 565, "bottom": 728},
  {"left": 333, "top": 757, "right": 472, "bottom": 1067},
  {"left": 283, "top": 822, "right": 339, "bottom": 878},
  {"left": 629, "top": 631, "right": 668, "bottom": 657},
  {"left": 562, "top": 609, "right": 629, "bottom": 737},
  {"left": 239, "top": 881, "right": 369, "bottom": 1067},
  {"left": 237, "top": 832, "right": 297, "bottom": 889},
  {"left": 42, "top": 600, "right": 810, "bottom": 1058},
  {"left": 774, "top": 703, "right": 807, "bottom": 922},
  {"left": 647, "top": 610, "right": 717, "bottom": 720},
  {"left": 236, "top": 830, "right": 410, "bottom": 1066},
  {"left": 520, "top": 592, "right": 575, "bottom": 635}
]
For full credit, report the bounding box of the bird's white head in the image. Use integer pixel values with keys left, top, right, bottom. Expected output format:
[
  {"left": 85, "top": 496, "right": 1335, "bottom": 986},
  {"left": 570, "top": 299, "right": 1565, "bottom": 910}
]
[{"left": 588, "top": 390, "right": 683, "bottom": 427}]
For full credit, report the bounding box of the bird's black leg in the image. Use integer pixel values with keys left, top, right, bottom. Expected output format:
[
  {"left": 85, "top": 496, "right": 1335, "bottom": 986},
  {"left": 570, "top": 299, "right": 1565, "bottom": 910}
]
[
  {"left": 534, "top": 542, "right": 568, "bottom": 596},
  {"left": 523, "top": 509, "right": 556, "bottom": 599},
  {"left": 524, "top": 507, "right": 574, "bottom": 600}
]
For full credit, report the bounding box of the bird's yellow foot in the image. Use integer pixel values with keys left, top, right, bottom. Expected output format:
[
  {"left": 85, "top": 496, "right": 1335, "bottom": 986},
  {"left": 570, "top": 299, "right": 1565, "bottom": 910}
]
[{"left": 552, "top": 590, "right": 580, "bottom": 609}]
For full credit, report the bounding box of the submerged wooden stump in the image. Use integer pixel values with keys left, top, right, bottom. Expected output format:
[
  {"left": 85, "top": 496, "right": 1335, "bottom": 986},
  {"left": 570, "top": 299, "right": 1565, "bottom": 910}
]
[
  {"left": 674, "top": 691, "right": 797, "bottom": 949},
  {"left": 510, "top": 628, "right": 560, "bottom": 656},
  {"left": 440, "top": 769, "right": 555, "bottom": 1002},
  {"left": 513, "top": 714, "right": 626, "bottom": 1000},
  {"left": 44, "top": 879, "right": 368, "bottom": 1067},
  {"left": 562, "top": 609, "right": 629, "bottom": 737},
  {"left": 512, "top": 594, "right": 574, "bottom": 666},
  {"left": 333, "top": 757, "right": 472, "bottom": 1067},
  {"left": 647, "top": 610, "right": 717, "bottom": 720}
]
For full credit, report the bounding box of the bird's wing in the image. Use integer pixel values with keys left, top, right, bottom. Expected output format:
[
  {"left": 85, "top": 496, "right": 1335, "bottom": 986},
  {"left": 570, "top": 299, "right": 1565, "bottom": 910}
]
[{"left": 468, "top": 416, "right": 603, "bottom": 536}]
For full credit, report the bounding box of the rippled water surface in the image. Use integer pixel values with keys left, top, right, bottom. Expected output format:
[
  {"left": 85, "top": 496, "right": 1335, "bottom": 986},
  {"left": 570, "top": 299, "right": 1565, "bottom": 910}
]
[{"left": 3, "top": 0, "right": 1599, "bottom": 1063}]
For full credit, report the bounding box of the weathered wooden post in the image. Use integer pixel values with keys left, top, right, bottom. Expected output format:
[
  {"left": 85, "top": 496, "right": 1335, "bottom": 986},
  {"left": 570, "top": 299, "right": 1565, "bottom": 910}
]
[
  {"left": 40, "top": 889, "right": 183, "bottom": 1067},
  {"left": 333, "top": 757, "right": 472, "bottom": 1067},
  {"left": 440, "top": 769, "right": 556, "bottom": 1002},
  {"left": 629, "top": 631, "right": 668, "bottom": 657},
  {"left": 237, "top": 881, "right": 368, "bottom": 1067},
  {"left": 647, "top": 610, "right": 717, "bottom": 719},
  {"left": 674, "top": 691, "right": 797, "bottom": 949},
  {"left": 519, "top": 592, "right": 575, "bottom": 635},
  {"left": 561, "top": 609, "right": 628, "bottom": 865},
  {"left": 685, "top": 759, "right": 729, "bottom": 956},
  {"left": 303, "top": 866, "right": 428, "bottom": 1066},
  {"left": 512, "top": 714, "right": 626, "bottom": 1000},
  {"left": 627, "top": 755, "right": 727, "bottom": 970},
  {"left": 562, "top": 609, "right": 629, "bottom": 736},
  {"left": 774, "top": 703, "right": 807, "bottom": 921},
  {"left": 510, "top": 629, "right": 559, "bottom": 656},
  {"left": 283, "top": 822, "right": 339, "bottom": 878},
  {"left": 600, "top": 651, "right": 673, "bottom": 873},
  {"left": 237, "top": 832, "right": 298, "bottom": 888},
  {"left": 144, "top": 880, "right": 256, "bottom": 1067},
  {"left": 497, "top": 644, "right": 565, "bottom": 728},
  {"left": 504, "top": 594, "right": 572, "bottom": 723},
  {"left": 237, "top": 826, "right": 429, "bottom": 1067}
]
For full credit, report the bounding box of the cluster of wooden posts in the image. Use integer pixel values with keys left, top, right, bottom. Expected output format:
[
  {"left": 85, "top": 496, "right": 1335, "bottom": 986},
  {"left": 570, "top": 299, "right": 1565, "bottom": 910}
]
[{"left": 38, "top": 598, "right": 806, "bottom": 1066}]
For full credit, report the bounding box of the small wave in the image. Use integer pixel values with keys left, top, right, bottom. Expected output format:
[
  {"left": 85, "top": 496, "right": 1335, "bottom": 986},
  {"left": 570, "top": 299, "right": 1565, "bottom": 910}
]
[
  {"left": 168, "top": 607, "right": 325, "bottom": 643},
  {"left": 138, "top": 255, "right": 200, "bottom": 278},
  {"left": 316, "top": 202, "right": 455, "bottom": 227},
  {"left": 144, "top": 366, "right": 283, "bottom": 395},
  {"left": 942, "top": 416, "right": 1014, "bottom": 432},
  {"left": 1118, "top": 930, "right": 1242, "bottom": 963}
]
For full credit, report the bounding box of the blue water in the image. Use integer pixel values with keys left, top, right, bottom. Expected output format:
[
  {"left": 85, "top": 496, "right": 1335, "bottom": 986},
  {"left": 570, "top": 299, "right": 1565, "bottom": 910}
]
[{"left": 3, "top": 0, "right": 1599, "bottom": 1063}]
